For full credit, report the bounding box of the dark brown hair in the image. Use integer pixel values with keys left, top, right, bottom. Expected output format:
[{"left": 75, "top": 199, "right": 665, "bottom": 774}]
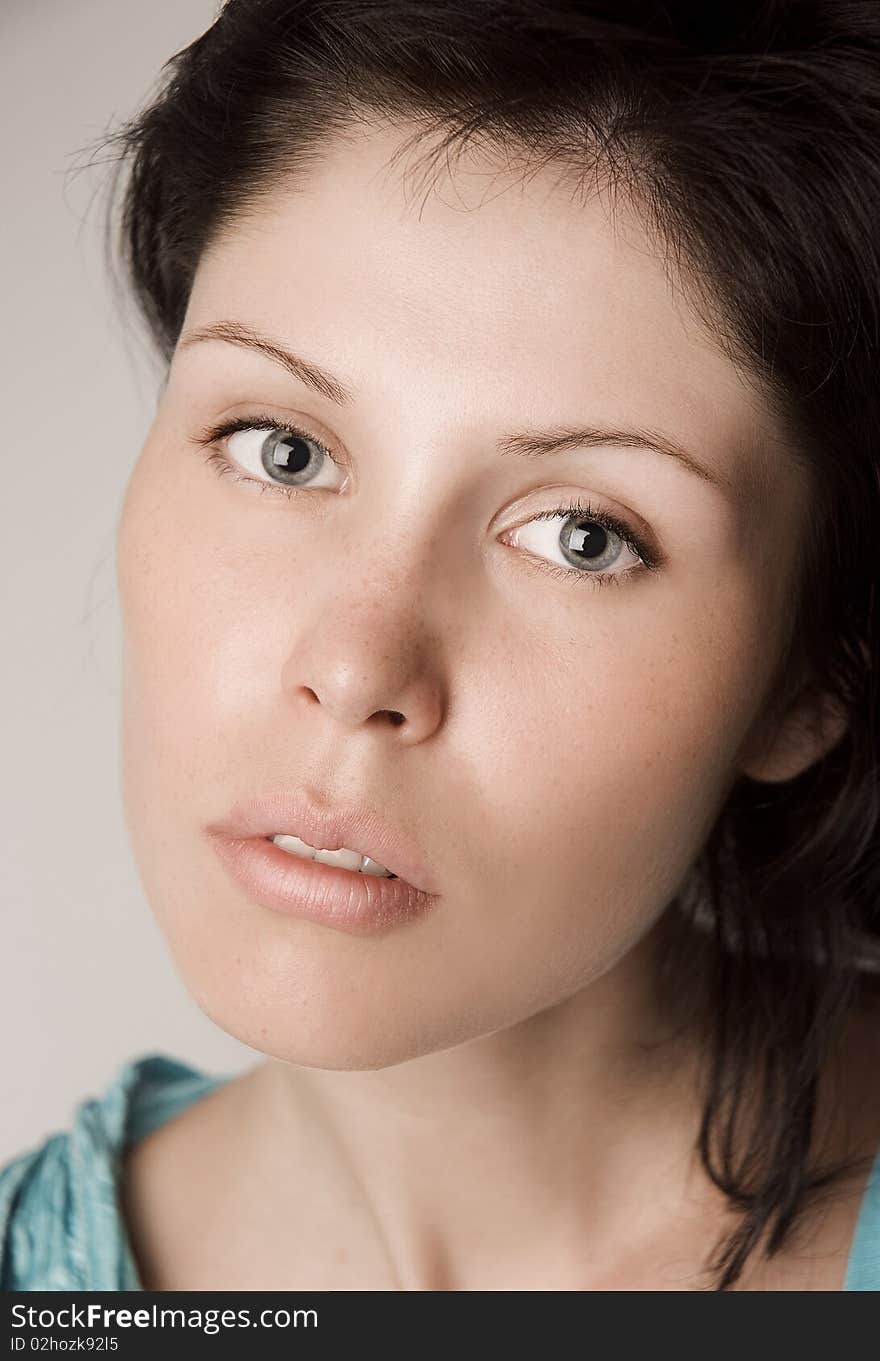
[{"left": 83, "top": 0, "right": 880, "bottom": 1288}]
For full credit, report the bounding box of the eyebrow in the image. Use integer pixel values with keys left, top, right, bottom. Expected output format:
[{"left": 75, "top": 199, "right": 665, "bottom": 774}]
[{"left": 177, "top": 319, "right": 733, "bottom": 495}]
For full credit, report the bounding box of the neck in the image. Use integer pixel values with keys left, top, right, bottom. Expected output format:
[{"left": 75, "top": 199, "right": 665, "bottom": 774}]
[{"left": 255, "top": 912, "right": 719, "bottom": 1289}]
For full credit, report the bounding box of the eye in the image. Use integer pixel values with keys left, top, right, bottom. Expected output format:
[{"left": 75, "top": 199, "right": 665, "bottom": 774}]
[
  {"left": 505, "top": 498, "right": 657, "bottom": 588},
  {"left": 193, "top": 417, "right": 659, "bottom": 590},
  {"left": 193, "top": 415, "right": 348, "bottom": 496}
]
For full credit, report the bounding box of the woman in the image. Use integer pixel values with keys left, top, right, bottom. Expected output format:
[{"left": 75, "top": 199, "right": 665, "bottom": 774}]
[{"left": 2, "top": 0, "right": 879, "bottom": 1291}]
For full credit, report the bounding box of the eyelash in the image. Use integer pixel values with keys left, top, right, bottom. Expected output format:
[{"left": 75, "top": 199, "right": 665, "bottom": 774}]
[{"left": 192, "top": 414, "right": 660, "bottom": 589}]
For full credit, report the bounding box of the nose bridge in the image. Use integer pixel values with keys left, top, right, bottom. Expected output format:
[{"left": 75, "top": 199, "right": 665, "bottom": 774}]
[
  {"left": 337, "top": 489, "right": 440, "bottom": 607},
  {"left": 323, "top": 506, "right": 444, "bottom": 641},
  {"left": 340, "top": 418, "right": 475, "bottom": 603},
  {"left": 279, "top": 440, "right": 468, "bottom": 729}
]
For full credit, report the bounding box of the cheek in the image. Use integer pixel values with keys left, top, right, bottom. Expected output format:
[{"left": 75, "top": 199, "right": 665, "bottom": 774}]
[
  {"left": 445, "top": 584, "right": 769, "bottom": 995},
  {"left": 116, "top": 448, "right": 228, "bottom": 862},
  {"left": 116, "top": 447, "right": 263, "bottom": 781}
]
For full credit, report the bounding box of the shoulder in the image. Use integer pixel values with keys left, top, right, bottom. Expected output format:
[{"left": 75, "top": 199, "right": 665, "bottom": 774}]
[
  {"left": 0, "top": 1053, "right": 228, "bottom": 1290},
  {"left": 119, "top": 1061, "right": 265, "bottom": 1290}
]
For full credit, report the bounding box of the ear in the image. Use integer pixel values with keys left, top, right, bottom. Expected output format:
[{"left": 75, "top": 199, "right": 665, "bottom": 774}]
[{"left": 736, "top": 683, "right": 849, "bottom": 784}]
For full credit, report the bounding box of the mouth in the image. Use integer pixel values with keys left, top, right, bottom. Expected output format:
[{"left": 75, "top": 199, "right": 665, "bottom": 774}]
[
  {"left": 208, "top": 831, "right": 438, "bottom": 935},
  {"left": 267, "top": 833, "right": 398, "bottom": 878},
  {"left": 207, "top": 788, "right": 438, "bottom": 896}
]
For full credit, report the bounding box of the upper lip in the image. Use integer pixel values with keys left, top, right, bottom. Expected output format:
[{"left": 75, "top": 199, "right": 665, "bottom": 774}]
[{"left": 207, "top": 788, "right": 438, "bottom": 895}]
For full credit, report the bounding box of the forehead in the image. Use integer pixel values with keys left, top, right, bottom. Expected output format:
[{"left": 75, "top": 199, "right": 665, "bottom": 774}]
[{"left": 187, "top": 120, "right": 800, "bottom": 512}]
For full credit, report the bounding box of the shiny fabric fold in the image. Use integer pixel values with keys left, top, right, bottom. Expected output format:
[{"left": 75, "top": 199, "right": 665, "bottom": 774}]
[{"left": 0, "top": 1054, "right": 230, "bottom": 1290}]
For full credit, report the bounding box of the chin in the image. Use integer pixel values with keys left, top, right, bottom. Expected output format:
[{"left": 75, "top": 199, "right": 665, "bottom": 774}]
[
  {"left": 178, "top": 947, "right": 489, "bottom": 1072},
  {"left": 195, "top": 995, "right": 471, "bottom": 1071}
]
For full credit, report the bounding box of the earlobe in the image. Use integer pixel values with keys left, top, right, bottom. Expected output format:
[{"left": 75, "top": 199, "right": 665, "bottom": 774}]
[{"left": 737, "top": 688, "right": 849, "bottom": 785}]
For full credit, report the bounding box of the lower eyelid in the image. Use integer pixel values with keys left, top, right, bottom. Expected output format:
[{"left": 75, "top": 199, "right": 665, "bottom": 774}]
[
  {"left": 202, "top": 450, "right": 295, "bottom": 497},
  {"left": 517, "top": 550, "right": 634, "bottom": 590}
]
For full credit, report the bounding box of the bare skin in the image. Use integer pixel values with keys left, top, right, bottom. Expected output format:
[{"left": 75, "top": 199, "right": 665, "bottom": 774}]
[
  {"left": 121, "top": 981, "right": 880, "bottom": 1291},
  {"left": 114, "top": 116, "right": 868, "bottom": 1291}
]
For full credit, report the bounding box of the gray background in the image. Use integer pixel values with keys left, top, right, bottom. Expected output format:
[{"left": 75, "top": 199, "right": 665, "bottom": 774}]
[{"left": 1, "top": 0, "right": 254, "bottom": 1165}]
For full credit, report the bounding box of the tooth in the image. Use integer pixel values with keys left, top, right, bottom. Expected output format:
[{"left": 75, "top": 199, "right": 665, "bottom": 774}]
[
  {"left": 361, "top": 856, "right": 391, "bottom": 877},
  {"left": 271, "top": 834, "right": 394, "bottom": 877},
  {"left": 314, "top": 846, "right": 364, "bottom": 872},
  {"left": 272, "top": 834, "right": 316, "bottom": 859}
]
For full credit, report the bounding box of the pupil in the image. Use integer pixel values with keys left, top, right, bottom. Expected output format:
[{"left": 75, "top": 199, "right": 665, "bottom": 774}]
[
  {"left": 567, "top": 519, "right": 608, "bottom": 561},
  {"left": 263, "top": 430, "right": 311, "bottom": 477}
]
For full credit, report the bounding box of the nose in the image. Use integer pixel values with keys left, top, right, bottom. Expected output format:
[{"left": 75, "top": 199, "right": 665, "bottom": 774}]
[
  {"left": 286, "top": 667, "right": 445, "bottom": 742},
  {"left": 281, "top": 616, "right": 446, "bottom": 743}
]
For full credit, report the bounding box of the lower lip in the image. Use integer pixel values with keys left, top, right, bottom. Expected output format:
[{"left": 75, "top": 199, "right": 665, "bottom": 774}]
[{"left": 208, "top": 834, "right": 438, "bottom": 935}]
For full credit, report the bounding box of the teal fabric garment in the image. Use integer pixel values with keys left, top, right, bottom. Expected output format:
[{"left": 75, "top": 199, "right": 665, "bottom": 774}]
[
  {"left": 0, "top": 1054, "right": 231, "bottom": 1290},
  {"left": 1, "top": 1052, "right": 879, "bottom": 1290},
  {"left": 845, "top": 1146, "right": 880, "bottom": 1290}
]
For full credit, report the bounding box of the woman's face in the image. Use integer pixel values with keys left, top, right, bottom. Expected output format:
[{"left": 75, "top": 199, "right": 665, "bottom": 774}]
[{"left": 116, "top": 121, "right": 810, "bottom": 1068}]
